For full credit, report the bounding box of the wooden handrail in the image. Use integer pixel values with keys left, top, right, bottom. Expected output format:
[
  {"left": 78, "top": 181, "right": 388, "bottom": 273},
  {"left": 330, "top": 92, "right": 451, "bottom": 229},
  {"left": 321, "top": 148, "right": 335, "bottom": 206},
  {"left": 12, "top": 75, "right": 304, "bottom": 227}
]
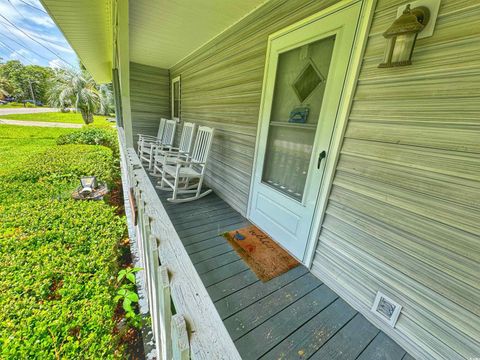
[{"left": 117, "top": 127, "right": 241, "bottom": 360}]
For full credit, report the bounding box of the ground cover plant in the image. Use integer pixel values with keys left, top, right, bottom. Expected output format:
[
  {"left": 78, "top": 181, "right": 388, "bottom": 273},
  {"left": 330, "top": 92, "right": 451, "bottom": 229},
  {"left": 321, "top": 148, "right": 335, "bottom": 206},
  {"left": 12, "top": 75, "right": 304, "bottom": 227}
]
[
  {"left": 57, "top": 126, "right": 119, "bottom": 157},
  {"left": 0, "top": 111, "right": 110, "bottom": 124},
  {"left": 0, "top": 124, "right": 131, "bottom": 358}
]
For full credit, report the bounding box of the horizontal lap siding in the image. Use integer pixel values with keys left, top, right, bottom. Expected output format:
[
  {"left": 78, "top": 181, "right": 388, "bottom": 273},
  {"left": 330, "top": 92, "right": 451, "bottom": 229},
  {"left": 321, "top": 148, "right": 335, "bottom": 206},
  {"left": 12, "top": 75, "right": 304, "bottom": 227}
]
[
  {"left": 130, "top": 62, "right": 170, "bottom": 140},
  {"left": 311, "top": 1, "right": 480, "bottom": 359},
  {"left": 170, "top": 0, "right": 339, "bottom": 215}
]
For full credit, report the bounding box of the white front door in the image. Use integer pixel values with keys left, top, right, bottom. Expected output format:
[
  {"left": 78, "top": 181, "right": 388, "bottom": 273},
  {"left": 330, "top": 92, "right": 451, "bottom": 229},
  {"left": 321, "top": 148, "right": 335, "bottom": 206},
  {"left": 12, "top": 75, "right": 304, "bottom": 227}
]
[{"left": 249, "top": 3, "right": 361, "bottom": 260}]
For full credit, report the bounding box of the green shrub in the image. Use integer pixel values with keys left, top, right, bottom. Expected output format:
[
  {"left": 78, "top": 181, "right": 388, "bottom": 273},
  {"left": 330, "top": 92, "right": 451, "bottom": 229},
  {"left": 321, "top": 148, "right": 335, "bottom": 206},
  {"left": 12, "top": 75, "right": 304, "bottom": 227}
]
[
  {"left": 0, "top": 124, "right": 127, "bottom": 358},
  {"left": 19, "top": 144, "right": 114, "bottom": 183},
  {"left": 0, "top": 125, "right": 77, "bottom": 183},
  {"left": 0, "top": 145, "right": 115, "bottom": 206},
  {"left": 57, "top": 127, "right": 119, "bottom": 157},
  {"left": 0, "top": 199, "right": 126, "bottom": 359}
]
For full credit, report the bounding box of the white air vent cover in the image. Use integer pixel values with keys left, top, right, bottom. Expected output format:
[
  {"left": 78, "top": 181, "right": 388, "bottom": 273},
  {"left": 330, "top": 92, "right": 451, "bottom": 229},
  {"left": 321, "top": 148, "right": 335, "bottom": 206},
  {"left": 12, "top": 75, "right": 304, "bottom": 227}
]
[{"left": 371, "top": 291, "right": 402, "bottom": 327}]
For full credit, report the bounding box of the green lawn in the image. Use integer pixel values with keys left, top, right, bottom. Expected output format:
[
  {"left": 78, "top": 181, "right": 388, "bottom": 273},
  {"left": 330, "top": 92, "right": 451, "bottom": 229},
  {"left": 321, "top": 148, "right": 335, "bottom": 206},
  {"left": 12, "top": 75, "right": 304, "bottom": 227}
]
[
  {"left": 0, "top": 111, "right": 112, "bottom": 124},
  {"left": 0, "top": 124, "right": 127, "bottom": 358}
]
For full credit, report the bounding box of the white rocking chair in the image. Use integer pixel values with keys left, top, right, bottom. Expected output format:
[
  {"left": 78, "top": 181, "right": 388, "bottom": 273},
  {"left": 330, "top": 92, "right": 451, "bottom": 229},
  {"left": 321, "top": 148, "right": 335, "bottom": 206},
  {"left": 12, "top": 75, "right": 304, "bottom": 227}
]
[
  {"left": 152, "top": 122, "right": 196, "bottom": 176},
  {"left": 137, "top": 118, "right": 166, "bottom": 154},
  {"left": 159, "top": 126, "right": 215, "bottom": 203},
  {"left": 139, "top": 119, "right": 176, "bottom": 170}
]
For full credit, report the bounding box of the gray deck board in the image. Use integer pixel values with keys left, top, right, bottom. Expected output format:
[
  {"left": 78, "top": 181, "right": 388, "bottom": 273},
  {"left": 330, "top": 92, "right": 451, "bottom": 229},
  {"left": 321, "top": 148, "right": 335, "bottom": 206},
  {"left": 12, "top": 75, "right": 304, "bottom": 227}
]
[
  {"left": 168, "top": 203, "right": 231, "bottom": 220},
  {"left": 357, "top": 332, "right": 406, "bottom": 360},
  {"left": 148, "top": 175, "right": 411, "bottom": 360},
  {"left": 235, "top": 285, "right": 338, "bottom": 359},
  {"left": 181, "top": 220, "right": 249, "bottom": 245},
  {"left": 185, "top": 236, "right": 228, "bottom": 254},
  {"left": 194, "top": 250, "right": 240, "bottom": 275},
  {"left": 189, "top": 243, "right": 234, "bottom": 264},
  {"left": 177, "top": 214, "right": 245, "bottom": 238},
  {"left": 173, "top": 207, "right": 240, "bottom": 227},
  {"left": 216, "top": 265, "right": 308, "bottom": 320},
  {"left": 260, "top": 298, "right": 356, "bottom": 360},
  {"left": 224, "top": 272, "right": 321, "bottom": 340},
  {"left": 207, "top": 270, "right": 260, "bottom": 302},
  {"left": 309, "top": 314, "right": 379, "bottom": 360},
  {"left": 201, "top": 260, "right": 249, "bottom": 287}
]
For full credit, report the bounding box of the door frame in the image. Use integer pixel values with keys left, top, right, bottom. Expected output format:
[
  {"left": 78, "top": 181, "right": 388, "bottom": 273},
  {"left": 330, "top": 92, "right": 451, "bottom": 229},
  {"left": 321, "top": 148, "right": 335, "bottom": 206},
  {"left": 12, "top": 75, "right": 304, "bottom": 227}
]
[{"left": 247, "top": 0, "right": 377, "bottom": 266}]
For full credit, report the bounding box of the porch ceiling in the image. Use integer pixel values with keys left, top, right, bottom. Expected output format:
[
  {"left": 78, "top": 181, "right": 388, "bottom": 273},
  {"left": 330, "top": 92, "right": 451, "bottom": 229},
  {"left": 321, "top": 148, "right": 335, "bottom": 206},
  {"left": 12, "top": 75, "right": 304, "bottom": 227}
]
[
  {"left": 130, "top": 0, "right": 269, "bottom": 69},
  {"left": 40, "top": 0, "right": 113, "bottom": 83}
]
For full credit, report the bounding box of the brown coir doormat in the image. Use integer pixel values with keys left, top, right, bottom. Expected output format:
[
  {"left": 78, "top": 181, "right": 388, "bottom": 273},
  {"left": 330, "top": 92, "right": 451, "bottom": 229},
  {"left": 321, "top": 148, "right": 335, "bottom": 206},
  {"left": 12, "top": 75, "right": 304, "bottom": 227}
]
[{"left": 223, "top": 225, "right": 299, "bottom": 282}]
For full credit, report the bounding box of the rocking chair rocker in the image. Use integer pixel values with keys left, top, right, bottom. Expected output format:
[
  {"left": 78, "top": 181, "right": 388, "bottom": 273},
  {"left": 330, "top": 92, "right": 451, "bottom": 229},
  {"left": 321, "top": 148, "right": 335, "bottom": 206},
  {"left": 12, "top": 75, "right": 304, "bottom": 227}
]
[{"left": 158, "top": 126, "right": 215, "bottom": 203}]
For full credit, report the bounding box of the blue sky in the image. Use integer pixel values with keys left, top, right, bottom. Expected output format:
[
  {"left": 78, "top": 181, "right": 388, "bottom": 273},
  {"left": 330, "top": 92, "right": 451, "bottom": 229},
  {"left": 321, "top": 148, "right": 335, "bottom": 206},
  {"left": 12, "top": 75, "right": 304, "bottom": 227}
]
[{"left": 0, "top": 0, "right": 78, "bottom": 69}]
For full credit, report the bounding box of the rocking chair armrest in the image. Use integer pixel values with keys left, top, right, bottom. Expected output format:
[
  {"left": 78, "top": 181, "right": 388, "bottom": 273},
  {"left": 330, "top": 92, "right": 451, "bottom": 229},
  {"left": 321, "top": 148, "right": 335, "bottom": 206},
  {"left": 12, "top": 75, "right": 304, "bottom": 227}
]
[
  {"left": 154, "top": 153, "right": 188, "bottom": 166},
  {"left": 153, "top": 144, "right": 175, "bottom": 154},
  {"left": 141, "top": 139, "right": 163, "bottom": 147},
  {"left": 158, "top": 149, "right": 187, "bottom": 157},
  {"left": 138, "top": 135, "right": 160, "bottom": 142},
  {"left": 175, "top": 159, "right": 205, "bottom": 167}
]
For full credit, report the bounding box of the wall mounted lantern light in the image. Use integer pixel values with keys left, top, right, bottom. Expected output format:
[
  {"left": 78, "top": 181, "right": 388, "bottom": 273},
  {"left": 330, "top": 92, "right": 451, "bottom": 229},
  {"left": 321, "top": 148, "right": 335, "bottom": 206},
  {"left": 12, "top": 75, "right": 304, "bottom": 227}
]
[{"left": 379, "top": 4, "right": 430, "bottom": 68}]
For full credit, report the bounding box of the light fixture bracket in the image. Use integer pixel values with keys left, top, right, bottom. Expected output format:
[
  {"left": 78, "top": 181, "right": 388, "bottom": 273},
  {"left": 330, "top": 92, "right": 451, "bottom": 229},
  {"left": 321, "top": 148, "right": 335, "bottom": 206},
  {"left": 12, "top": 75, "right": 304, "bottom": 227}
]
[{"left": 396, "top": 0, "right": 441, "bottom": 39}]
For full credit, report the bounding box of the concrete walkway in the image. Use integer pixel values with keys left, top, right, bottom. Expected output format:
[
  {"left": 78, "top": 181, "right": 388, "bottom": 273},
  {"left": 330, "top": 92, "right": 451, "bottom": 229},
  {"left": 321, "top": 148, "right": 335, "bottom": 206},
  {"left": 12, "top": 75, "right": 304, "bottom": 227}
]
[
  {"left": 0, "top": 119, "right": 82, "bottom": 128},
  {"left": 0, "top": 107, "right": 58, "bottom": 116}
]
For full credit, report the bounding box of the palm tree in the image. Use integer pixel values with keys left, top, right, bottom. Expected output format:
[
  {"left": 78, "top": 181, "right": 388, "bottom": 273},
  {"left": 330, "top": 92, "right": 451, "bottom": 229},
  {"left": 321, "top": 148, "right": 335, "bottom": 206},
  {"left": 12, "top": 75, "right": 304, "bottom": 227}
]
[
  {"left": 49, "top": 68, "right": 100, "bottom": 124},
  {"left": 98, "top": 83, "right": 114, "bottom": 116}
]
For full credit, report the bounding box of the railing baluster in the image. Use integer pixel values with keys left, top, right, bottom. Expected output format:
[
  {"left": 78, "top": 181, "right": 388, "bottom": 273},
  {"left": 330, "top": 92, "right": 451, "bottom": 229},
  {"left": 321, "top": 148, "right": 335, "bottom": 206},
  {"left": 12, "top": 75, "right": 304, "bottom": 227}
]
[
  {"left": 157, "top": 265, "right": 172, "bottom": 360},
  {"left": 151, "top": 236, "right": 162, "bottom": 359},
  {"left": 172, "top": 314, "right": 190, "bottom": 360},
  {"left": 120, "top": 131, "right": 193, "bottom": 360}
]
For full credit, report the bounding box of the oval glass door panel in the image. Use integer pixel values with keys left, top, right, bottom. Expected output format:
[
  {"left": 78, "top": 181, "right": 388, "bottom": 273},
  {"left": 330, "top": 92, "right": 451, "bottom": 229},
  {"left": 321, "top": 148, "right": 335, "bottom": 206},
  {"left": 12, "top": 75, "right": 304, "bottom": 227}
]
[{"left": 262, "top": 36, "right": 335, "bottom": 202}]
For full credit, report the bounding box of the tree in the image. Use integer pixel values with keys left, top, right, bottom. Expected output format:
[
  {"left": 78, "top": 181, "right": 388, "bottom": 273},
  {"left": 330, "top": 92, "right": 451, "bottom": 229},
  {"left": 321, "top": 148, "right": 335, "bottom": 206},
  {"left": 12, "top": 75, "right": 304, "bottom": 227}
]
[
  {"left": 0, "top": 60, "right": 53, "bottom": 103},
  {"left": 0, "top": 77, "right": 14, "bottom": 99},
  {"left": 23, "top": 65, "right": 54, "bottom": 103},
  {"left": 98, "top": 83, "right": 114, "bottom": 116},
  {"left": 49, "top": 68, "right": 100, "bottom": 124},
  {"left": 0, "top": 60, "right": 24, "bottom": 99}
]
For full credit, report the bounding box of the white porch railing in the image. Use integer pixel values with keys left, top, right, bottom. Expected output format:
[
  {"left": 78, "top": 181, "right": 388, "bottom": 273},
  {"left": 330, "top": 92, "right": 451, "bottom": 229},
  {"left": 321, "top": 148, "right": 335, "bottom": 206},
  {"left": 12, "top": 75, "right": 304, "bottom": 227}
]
[{"left": 117, "top": 128, "right": 241, "bottom": 360}]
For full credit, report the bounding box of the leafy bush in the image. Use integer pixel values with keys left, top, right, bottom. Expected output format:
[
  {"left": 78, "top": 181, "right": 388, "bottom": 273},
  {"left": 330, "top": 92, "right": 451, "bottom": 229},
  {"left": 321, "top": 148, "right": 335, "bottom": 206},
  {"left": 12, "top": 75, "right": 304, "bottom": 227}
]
[
  {"left": 57, "top": 126, "right": 118, "bottom": 156},
  {"left": 116, "top": 267, "right": 142, "bottom": 328},
  {"left": 0, "top": 199, "right": 126, "bottom": 359},
  {"left": 0, "top": 145, "right": 115, "bottom": 206},
  {"left": 0, "top": 125, "right": 76, "bottom": 178},
  {"left": 0, "top": 124, "right": 128, "bottom": 358},
  {"left": 21, "top": 145, "right": 114, "bottom": 183}
]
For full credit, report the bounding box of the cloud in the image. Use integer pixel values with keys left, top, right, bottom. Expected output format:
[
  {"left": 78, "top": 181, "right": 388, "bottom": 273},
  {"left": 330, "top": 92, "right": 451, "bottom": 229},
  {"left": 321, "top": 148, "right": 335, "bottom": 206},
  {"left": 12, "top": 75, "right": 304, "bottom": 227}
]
[
  {"left": 48, "top": 58, "right": 63, "bottom": 69},
  {"left": 8, "top": 0, "right": 55, "bottom": 28},
  {"left": 16, "top": 48, "right": 29, "bottom": 56},
  {"left": 0, "top": 0, "right": 78, "bottom": 68},
  {"left": 8, "top": 48, "right": 39, "bottom": 64}
]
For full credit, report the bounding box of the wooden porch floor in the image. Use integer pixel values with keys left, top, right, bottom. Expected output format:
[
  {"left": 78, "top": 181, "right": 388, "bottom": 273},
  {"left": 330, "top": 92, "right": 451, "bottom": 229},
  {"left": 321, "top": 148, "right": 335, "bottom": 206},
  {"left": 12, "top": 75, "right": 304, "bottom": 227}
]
[{"left": 150, "top": 175, "right": 412, "bottom": 360}]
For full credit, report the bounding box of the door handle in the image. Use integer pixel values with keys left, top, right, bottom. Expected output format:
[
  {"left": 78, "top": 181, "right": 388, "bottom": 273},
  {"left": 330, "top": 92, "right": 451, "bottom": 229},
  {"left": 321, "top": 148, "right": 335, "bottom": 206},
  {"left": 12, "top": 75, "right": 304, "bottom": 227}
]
[{"left": 317, "top": 151, "right": 326, "bottom": 169}]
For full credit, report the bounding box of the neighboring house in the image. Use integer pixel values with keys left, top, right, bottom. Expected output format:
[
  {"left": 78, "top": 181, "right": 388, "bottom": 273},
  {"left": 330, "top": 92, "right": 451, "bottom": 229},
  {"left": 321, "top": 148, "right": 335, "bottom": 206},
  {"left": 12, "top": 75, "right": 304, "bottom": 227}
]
[{"left": 41, "top": 1, "right": 479, "bottom": 359}]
